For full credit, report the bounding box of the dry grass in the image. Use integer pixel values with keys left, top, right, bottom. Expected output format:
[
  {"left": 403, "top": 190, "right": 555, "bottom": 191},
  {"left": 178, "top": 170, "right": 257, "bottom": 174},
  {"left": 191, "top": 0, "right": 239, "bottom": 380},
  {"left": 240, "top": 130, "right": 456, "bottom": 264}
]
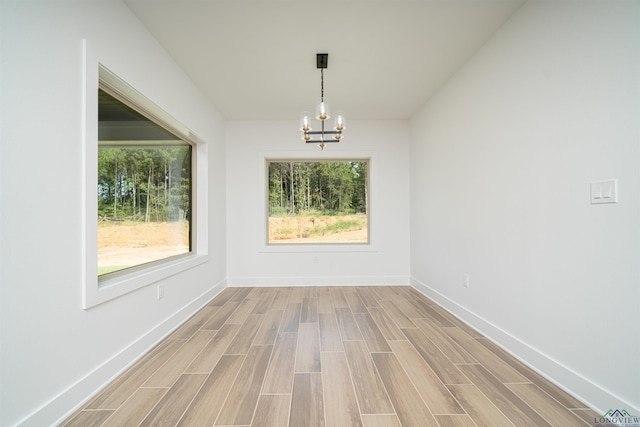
[
  {"left": 268, "top": 214, "right": 368, "bottom": 243},
  {"left": 97, "top": 215, "right": 367, "bottom": 274}
]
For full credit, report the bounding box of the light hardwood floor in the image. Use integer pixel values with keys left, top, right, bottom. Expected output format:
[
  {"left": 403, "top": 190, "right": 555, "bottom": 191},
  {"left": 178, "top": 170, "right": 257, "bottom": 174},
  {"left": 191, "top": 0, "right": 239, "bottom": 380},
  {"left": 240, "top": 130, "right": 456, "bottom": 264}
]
[{"left": 63, "top": 286, "right": 597, "bottom": 426}]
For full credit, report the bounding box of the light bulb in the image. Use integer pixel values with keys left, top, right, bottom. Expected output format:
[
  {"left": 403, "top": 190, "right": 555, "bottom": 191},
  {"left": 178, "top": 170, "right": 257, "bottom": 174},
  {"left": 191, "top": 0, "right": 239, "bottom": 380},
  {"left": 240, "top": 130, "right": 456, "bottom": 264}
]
[
  {"left": 334, "top": 111, "right": 346, "bottom": 131},
  {"left": 299, "top": 112, "right": 312, "bottom": 131},
  {"left": 316, "top": 102, "right": 330, "bottom": 120}
]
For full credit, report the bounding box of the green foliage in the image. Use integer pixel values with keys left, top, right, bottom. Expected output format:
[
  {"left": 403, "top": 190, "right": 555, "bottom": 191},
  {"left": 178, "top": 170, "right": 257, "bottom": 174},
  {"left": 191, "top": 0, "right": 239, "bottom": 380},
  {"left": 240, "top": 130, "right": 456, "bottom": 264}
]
[
  {"left": 268, "top": 161, "right": 368, "bottom": 216},
  {"left": 326, "top": 219, "right": 361, "bottom": 232},
  {"left": 269, "top": 206, "right": 290, "bottom": 217},
  {"left": 309, "top": 219, "right": 363, "bottom": 235},
  {"left": 98, "top": 146, "right": 191, "bottom": 222}
]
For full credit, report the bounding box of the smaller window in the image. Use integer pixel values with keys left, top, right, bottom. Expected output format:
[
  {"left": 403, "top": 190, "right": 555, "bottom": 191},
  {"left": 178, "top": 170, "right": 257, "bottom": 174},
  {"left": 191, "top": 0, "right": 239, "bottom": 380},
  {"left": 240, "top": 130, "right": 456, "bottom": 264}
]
[
  {"left": 98, "top": 89, "right": 193, "bottom": 279},
  {"left": 267, "top": 160, "right": 369, "bottom": 244}
]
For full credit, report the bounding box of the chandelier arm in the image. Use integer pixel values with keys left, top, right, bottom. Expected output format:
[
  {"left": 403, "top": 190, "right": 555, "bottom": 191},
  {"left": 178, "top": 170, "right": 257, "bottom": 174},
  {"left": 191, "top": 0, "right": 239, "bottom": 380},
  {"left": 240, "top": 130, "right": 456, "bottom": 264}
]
[{"left": 304, "top": 131, "right": 342, "bottom": 135}]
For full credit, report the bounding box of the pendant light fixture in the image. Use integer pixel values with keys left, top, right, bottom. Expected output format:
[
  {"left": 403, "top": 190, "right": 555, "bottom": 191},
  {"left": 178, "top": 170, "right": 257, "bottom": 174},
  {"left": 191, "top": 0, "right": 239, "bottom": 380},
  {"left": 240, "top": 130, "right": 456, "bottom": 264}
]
[{"left": 300, "top": 53, "right": 345, "bottom": 150}]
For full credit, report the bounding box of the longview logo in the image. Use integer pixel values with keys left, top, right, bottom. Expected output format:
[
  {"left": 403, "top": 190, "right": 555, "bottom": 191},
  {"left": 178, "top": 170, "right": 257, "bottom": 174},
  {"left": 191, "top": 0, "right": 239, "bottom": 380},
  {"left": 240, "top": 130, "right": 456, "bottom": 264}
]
[{"left": 594, "top": 409, "right": 640, "bottom": 427}]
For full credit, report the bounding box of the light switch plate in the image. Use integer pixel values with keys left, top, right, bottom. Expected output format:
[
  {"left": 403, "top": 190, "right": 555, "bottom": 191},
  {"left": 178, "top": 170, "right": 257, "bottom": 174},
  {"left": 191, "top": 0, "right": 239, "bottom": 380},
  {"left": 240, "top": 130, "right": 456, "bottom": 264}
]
[{"left": 591, "top": 179, "right": 618, "bottom": 204}]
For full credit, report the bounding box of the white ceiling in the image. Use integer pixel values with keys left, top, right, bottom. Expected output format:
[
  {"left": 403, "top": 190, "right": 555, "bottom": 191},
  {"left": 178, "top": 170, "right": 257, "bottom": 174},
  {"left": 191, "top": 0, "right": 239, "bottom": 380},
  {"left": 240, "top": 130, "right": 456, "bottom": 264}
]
[{"left": 124, "top": 0, "right": 525, "bottom": 120}]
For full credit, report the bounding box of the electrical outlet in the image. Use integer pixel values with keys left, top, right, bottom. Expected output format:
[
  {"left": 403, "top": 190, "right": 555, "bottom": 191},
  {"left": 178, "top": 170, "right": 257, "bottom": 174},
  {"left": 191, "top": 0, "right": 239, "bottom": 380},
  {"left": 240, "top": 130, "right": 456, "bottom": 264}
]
[
  {"left": 157, "top": 284, "right": 164, "bottom": 300},
  {"left": 463, "top": 274, "right": 470, "bottom": 288}
]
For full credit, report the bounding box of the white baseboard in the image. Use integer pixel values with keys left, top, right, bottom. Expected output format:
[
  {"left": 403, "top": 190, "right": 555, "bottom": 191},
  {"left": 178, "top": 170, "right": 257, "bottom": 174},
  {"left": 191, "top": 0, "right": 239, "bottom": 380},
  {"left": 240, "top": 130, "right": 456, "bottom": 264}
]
[
  {"left": 410, "top": 277, "right": 639, "bottom": 416},
  {"left": 227, "top": 275, "right": 410, "bottom": 287},
  {"left": 16, "top": 279, "right": 226, "bottom": 427}
]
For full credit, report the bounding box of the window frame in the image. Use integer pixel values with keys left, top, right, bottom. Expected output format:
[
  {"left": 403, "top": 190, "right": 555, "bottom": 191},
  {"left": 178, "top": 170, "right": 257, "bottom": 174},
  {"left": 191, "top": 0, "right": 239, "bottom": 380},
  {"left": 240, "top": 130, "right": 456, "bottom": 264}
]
[
  {"left": 97, "top": 93, "right": 194, "bottom": 280},
  {"left": 265, "top": 159, "right": 370, "bottom": 246},
  {"left": 259, "top": 151, "right": 377, "bottom": 253},
  {"left": 82, "top": 42, "right": 208, "bottom": 308}
]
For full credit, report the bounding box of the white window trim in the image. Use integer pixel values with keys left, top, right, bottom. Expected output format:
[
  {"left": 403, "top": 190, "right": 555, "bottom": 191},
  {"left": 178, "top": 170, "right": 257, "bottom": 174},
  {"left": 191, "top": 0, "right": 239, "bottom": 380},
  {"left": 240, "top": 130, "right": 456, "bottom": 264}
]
[
  {"left": 82, "top": 40, "right": 209, "bottom": 309},
  {"left": 258, "top": 150, "right": 378, "bottom": 253}
]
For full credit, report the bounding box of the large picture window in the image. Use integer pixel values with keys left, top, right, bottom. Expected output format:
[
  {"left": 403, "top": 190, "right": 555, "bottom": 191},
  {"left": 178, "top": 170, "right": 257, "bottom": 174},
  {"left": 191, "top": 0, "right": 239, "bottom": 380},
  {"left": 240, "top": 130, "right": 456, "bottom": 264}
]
[
  {"left": 83, "top": 57, "right": 208, "bottom": 308},
  {"left": 98, "top": 88, "right": 192, "bottom": 278},
  {"left": 267, "top": 160, "right": 368, "bottom": 244}
]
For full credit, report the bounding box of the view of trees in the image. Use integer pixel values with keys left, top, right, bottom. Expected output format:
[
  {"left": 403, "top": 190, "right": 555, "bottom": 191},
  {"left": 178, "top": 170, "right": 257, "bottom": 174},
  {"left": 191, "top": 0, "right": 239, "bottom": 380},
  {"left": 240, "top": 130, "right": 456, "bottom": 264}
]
[
  {"left": 268, "top": 161, "right": 368, "bottom": 216},
  {"left": 98, "top": 146, "right": 191, "bottom": 222}
]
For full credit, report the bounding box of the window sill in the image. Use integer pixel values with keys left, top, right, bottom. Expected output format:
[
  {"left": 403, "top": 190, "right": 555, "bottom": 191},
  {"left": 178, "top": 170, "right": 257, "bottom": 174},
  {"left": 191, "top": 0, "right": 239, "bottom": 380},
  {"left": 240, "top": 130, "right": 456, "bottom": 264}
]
[
  {"left": 84, "top": 254, "right": 209, "bottom": 309},
  {"left": 259, "top": 243, "right": 377, "bottom": 253}
]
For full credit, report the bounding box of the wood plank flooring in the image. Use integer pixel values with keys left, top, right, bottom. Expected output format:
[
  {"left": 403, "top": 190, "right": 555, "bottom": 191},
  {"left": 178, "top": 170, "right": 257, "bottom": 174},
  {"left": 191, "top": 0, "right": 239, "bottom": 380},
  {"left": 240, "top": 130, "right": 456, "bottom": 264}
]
[{"left": 63, "top": 286, "right": 597, "bottom": 426}]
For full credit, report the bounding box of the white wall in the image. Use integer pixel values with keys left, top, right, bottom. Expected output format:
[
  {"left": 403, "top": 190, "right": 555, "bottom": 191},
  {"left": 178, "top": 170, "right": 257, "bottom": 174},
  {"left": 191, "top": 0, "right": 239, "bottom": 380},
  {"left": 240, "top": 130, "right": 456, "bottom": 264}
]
[
  {"left": 0, "top": 1, "right": 226, "bottom": 425},
  {"left": 3, "top": 0, "right": 637, "bottom": 424},
  {"left": 410, "top": 0, "right": 639, "bottom": 414},
  {"left": 226, "top": 120, "right": 410, "bottom": 286}
]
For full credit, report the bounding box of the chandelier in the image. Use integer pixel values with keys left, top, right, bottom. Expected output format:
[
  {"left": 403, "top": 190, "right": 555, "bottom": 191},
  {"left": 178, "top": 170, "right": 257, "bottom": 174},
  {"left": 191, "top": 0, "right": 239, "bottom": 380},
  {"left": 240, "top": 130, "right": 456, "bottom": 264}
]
[{"left": 300, "top": 53, "right": 346, "bottom": 150}]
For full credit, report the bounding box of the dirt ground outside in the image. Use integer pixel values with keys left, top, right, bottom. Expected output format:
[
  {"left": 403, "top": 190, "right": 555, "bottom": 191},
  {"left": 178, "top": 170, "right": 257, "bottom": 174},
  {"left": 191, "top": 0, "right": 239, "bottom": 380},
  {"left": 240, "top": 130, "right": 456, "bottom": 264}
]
[
  {"left": 98, "top": 215, "right": 367, "bottom": 273},
  {"left": 268, "top": 214, "right": 368, "bottom": 244},
  {"left": 98, "top": 221, "right": 189, "bottom": 273}
]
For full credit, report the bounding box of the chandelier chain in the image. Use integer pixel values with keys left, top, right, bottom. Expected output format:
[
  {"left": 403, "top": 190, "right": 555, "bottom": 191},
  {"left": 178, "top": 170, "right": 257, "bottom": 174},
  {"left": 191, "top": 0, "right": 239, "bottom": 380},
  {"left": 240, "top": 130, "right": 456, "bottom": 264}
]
[{"left": 320, "top": 68, "right": 324, "bottom": 102}]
